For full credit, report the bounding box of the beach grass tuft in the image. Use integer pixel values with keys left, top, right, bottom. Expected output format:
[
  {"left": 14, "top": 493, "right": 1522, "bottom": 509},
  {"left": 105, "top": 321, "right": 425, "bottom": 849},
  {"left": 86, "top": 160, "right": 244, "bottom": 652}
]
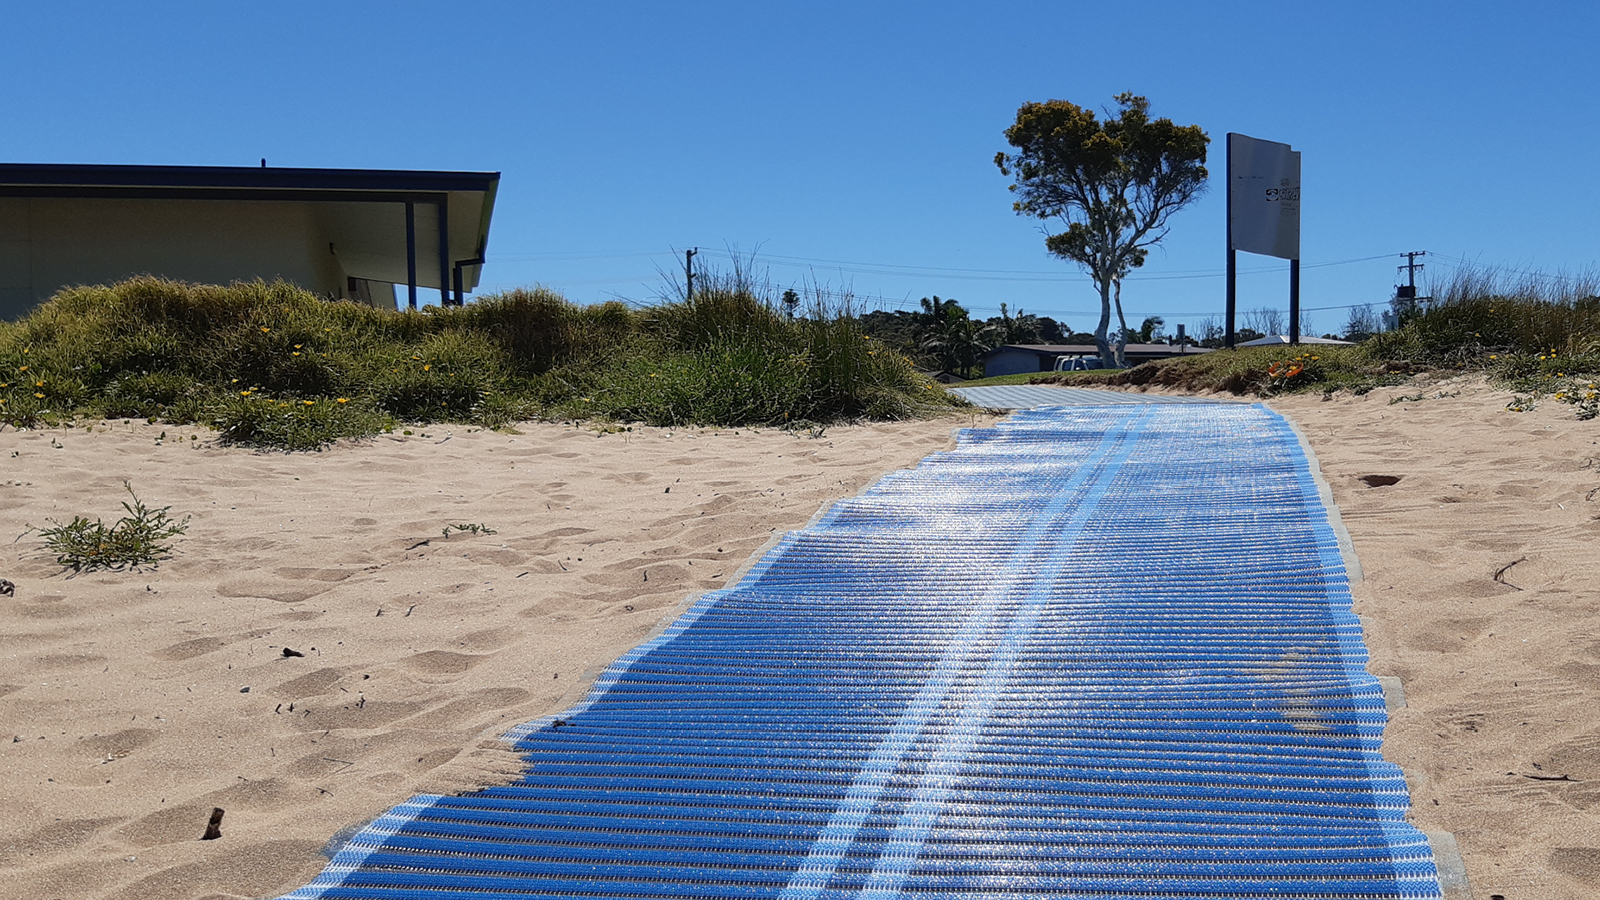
[
  {"left": 0, "top": 273, "right": 961, "bottom": 448},
  {"left": 33, "top": 482, "right": 189, "bottom": 572}
]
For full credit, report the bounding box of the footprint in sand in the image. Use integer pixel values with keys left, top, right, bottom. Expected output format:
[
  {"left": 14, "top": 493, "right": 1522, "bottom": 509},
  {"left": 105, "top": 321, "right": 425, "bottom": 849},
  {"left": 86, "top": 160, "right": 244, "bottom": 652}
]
[{"left": 403, "top": 650, "right": 487, "bottom": 677}]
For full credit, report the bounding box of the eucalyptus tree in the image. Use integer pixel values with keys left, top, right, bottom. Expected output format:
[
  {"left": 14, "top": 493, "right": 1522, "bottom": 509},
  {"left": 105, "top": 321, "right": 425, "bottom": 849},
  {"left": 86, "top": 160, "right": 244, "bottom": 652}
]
[{"left": 996, "top": 94, "right": 1208, "bottom": 367}]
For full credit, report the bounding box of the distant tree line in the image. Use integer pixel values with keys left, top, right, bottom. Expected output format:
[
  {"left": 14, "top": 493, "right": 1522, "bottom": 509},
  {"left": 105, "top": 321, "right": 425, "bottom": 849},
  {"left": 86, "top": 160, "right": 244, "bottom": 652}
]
[
  {"left": 852, "top": 297, "right": 1173, "bottom": 378},
  {"left": 851, "top": 298, "right": 1390, "bottom": 377}
]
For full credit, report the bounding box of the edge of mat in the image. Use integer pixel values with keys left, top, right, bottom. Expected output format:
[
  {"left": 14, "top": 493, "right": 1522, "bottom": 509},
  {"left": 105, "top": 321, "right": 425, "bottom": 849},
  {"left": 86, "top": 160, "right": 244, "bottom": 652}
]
[
  {"left": 1281, "top": 410, "right": 1472, "bottom": 900},
  {"left": 505, "top": 419, "right": 988, "bottom": 741},
  {"left": 304, "top": 423, "right": 989, "bottom": 882},
  {"left": 1427, "top": 831, "right": 1476, "bottom": 900},
  {"left": 634, "top": 420, "right": 985, "bottom": 644},
  {"left": 1278, "top": 413, "right": 1363, "bottom": 583}
]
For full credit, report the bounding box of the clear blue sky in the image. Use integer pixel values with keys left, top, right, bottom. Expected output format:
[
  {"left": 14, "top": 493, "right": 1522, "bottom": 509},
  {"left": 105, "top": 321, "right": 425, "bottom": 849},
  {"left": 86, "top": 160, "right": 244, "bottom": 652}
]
[{"left": 6, "top": 1, "right": 1597, "bottom": 336}]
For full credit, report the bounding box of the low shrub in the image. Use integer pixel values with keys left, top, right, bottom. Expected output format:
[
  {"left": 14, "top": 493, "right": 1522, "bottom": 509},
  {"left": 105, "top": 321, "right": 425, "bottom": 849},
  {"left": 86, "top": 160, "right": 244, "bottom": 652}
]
[{"left": 214, "top": 394, "right": 393, "bottom": 451}]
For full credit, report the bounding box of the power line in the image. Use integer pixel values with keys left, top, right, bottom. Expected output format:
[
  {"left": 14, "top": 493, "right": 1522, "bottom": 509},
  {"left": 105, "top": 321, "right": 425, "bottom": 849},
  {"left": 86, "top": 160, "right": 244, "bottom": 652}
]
[
  {"left": 484, "top": 245, "right": 1415, "bottom": 325},
  {"left": 686, "top": 246, "right": 1396, "bottom": 283},
  {"left": 493, "top": 245, "right": 1397, "bottom": 284},
  {"left": 1425, "top": 253, "right": 1600, "bottom": 284}
]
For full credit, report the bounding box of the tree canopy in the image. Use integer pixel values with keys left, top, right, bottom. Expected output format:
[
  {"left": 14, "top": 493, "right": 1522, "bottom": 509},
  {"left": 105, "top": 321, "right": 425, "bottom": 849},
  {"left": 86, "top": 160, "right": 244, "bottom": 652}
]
[{"left": 996, "top": 93, "right": 1208, "bottom": 366}]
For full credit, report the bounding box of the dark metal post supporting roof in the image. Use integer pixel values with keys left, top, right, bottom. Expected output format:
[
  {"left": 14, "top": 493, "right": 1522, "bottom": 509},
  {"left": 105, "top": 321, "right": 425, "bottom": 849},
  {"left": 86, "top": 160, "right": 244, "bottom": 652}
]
[
  {"left": 436, "top": 195, "right": 452, "bottom": 306},
  {"left": 405, "top": 200, "right": 418, "bottom": 309},
  {"left": 453, "top": 256, "right": 484, "bottom": 311}
]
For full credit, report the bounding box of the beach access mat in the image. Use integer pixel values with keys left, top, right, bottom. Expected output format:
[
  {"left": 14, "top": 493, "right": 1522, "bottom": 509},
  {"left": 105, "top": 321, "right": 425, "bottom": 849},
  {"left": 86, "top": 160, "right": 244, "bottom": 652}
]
[
  {"left": 283, "top": 403, "right": 1443, "bottom": 900},
  {"left": 947, "top": 385, "right": 1240, "bottom": 409}
]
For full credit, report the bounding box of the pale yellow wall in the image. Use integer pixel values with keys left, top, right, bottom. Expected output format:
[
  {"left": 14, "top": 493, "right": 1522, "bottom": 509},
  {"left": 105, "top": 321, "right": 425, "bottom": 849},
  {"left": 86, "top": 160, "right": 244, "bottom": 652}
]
[{"left": 0, "top": 197, "right": 358, "bottom": 320}]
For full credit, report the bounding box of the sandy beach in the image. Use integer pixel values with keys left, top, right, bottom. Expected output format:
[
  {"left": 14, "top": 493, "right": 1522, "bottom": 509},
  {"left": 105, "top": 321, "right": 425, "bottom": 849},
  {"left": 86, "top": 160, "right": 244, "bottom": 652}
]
[
  {"left": 0, "top": 413, "right": 998, "bottom": 899},
  {"left": 3, "top": 380, "right": 1597, "bottom": 898},
  {"left": 1270, "top": 377, "right": 1600, "bottom": 898}
]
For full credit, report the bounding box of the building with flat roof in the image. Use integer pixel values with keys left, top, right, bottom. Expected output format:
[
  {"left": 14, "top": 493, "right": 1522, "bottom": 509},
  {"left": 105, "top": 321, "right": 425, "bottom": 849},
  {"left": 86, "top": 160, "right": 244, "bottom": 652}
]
[{"left": 0, "top": 163, "right": 499, "bottom": 320}]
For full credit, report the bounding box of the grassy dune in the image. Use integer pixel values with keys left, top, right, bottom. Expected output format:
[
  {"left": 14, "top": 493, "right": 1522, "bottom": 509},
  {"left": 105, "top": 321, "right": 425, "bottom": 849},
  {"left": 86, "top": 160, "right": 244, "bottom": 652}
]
[
  {"left": 0, "top": 277, "right": 962, "bottom": 449},
  {"left": 1037, "top": 269, "right": 1600, "bottom": 419}
]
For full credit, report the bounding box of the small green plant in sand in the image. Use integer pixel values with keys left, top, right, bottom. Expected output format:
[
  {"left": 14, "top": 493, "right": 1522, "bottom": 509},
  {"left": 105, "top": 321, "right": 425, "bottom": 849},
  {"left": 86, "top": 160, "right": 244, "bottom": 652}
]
[
  {"left": 1263, "top": 352, "right": 1319, "bottom": 394},
  {"left": 33, "top": 483, "right": 189, "bottom": 572},
  {"left": 1551, "top": 377, "right": 1599, "bottom": 420},
  {"left": 442, "top": 523, "right": 497, "bottom": 538}
]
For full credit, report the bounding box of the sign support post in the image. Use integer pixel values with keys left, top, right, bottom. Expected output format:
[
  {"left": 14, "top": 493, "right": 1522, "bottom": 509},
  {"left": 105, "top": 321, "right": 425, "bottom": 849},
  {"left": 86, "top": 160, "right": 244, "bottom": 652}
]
[
  {"left": 1289, "top": 258, "right": 1300, "bottom": 343},
  {"left": 1225, "top": 134, "right": 1237, "bottom": 349}
]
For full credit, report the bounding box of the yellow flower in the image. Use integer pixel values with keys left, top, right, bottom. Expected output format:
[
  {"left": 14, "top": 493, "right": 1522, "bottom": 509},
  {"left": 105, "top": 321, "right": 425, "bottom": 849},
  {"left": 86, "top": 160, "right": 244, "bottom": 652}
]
[
  {"left": 34, "top": 392, "right": 44, "bottom": 398},
  {"left": 294, "top": 344, "right": 302, "bottom": 349},
  {"left": 17, "top": 366, "right": 26, "bottom": 372},
  {"left": 240, "top": 390, "right": 251, "bottom": 396},
  {"left": 336, "top": 397, "right": 349, "bottom": 404},
  {"left": 1490, "top": 355, "right": 1498, "bottom": 359},
  {"left": 423, "top": 364, "right": 431, "bottom": 371},
  {"left": 292, "top": 352, "right": 301, "bottom": 357},
  {"left": 261, "top": 327, "right": 270, "bottom": 333},
  {"left": 302, "top": 400, "right": 315, "bottom": 406}
]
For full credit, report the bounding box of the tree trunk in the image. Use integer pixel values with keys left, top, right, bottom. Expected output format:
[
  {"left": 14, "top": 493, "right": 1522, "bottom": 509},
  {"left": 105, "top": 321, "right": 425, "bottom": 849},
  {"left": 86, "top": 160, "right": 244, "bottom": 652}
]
[
  {"left": 1112, "top": 278, "right": 1129, "bottom": 368},
  {"left": 1093, "top": 273, "right": 1114, "bottom": 367}
]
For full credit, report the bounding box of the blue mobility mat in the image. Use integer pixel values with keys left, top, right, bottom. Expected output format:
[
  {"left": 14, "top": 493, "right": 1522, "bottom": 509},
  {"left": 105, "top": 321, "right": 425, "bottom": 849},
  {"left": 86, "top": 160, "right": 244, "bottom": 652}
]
[
  {"left": 947, "top": 385, "right": 1242, "bottom": 409},
  {"left": 282, "top": 404, "right": 1442, "bottom": 900}
]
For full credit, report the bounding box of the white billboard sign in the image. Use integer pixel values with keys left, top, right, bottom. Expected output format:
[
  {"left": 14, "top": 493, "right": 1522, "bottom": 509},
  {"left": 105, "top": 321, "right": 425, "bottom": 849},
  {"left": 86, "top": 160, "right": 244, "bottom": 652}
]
[{"left": 1228, "top": 133, "right": 1300, "bottom": 260}]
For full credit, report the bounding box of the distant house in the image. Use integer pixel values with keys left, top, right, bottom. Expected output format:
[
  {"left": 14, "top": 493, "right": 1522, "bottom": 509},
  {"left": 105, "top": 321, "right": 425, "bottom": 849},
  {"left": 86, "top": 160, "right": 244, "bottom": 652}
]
[
  {"left": 982, "top": 343, "right": 1212, "bottom": 377},
  {"left": 0, "top": 163, "right": 499, "bottom": 320}
]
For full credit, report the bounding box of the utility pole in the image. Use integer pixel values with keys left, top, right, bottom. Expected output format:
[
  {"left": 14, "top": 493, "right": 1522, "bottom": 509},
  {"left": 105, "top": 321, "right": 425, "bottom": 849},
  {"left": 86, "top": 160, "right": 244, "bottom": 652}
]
[
  {"left": 1387, "top": 251, "right": 1427, "bottom": 331},
  {"left": 684, "top": 248, "right": 697, "bottom": 300},
  {"left": 1397, "top": 251, "right": 1426, "bottom": 299}
]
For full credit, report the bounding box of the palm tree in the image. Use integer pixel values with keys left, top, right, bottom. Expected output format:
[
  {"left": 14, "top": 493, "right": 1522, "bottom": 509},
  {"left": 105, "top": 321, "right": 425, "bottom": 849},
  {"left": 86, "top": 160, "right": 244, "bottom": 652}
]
[{"left": 921, "top": 315, "right": 995, "bottom": 378}]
